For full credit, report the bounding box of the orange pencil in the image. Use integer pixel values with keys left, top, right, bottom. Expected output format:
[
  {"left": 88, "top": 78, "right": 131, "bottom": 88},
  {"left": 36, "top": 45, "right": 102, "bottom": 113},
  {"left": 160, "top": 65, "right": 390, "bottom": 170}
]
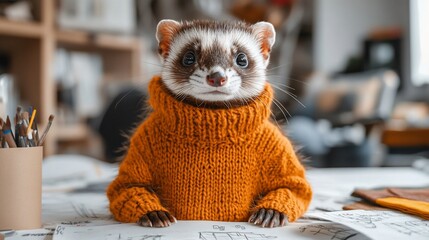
[{"left": 27, "top": 109, "right": 36, "bottom": 135}]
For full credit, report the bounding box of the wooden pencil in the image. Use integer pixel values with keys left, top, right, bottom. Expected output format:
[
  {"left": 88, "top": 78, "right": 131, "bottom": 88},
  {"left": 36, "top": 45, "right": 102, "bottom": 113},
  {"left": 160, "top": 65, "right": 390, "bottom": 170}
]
[
  {"left": 5, "top": 116, "right": 14, "bottom": 140},
  {"left": 27, "top": 109, "right": 36, "bottom": 135},
  {"left": 38, "top": 115, "right": 54, "bottom": 146},
  {"left": 1, "top": 117, "right": 17, "bottom": 148}
]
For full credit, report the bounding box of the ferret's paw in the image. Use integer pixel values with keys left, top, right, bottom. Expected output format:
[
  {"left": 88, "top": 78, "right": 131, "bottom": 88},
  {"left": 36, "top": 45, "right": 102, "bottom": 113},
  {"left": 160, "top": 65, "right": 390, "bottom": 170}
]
[
  {"left": 138, "top": 211, "right": 177, "bottom": 227},
  {"left": 248, "top": 208, "right": 288, "bottom": 228}
]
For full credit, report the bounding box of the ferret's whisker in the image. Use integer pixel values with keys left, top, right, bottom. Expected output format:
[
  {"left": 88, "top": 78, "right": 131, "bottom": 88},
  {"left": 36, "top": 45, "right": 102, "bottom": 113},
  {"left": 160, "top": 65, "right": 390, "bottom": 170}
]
[
  {"left": 270, "top": 84, "right": 298, "bottom": 98},
  {"left": 272, "top": 98, "right": 291, "bottom": 123},
  {"left": 268, "top": 82, "right": 296, "bottom": 91},
  {"left": 114, "top": 89, "right": 139, "bottom": 109},
  {"left": 141, "top": 61, "right": 163, "bottom": 67},
  {"left": 271, "top": 85, "right": 306, "bottom": 108},
  {"left": 263, "top": 74, "right": 309, "bottom": 87},
  {"left": 252, "top": 95, "right": 284, "bottom": 128},
  {"left": 266, "top": 63, "right": 292, "bottom": 71}
]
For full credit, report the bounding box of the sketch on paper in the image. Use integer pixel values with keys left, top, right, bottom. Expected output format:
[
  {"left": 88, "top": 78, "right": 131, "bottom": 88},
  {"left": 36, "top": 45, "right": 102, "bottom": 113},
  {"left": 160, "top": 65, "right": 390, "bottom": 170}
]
[
  {"left": 54, "top": 225, "right": 165, "bottom": 240},
  {"left": 199, "top": 232, "right": 277, "bottom": 240},
  {"left": 335, "top": 211, "right": 396, "bottom": 228},
  {"left": 104, "top": 234, "right": 163, "bottom": 240},
  {"left": 384, "top": 220, "right": 429, "bottom": 237},
  {"left": 299, "top": 224, "right": 369, "bottom": 240},
  {"left": 234, "top": 225, "right": 246, "bottom": 230},
  {"left": 212, "top": 225, "right": 225, "bottom": 231},
  {"left": 307, "top": 210, "right": 429, "bottom": 240}
]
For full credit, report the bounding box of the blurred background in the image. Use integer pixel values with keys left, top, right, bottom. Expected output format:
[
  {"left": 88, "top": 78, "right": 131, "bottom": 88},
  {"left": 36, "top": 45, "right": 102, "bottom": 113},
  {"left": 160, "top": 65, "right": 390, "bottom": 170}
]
[{"left": 0, "top": 0, "right": 428, "bottom": 168}]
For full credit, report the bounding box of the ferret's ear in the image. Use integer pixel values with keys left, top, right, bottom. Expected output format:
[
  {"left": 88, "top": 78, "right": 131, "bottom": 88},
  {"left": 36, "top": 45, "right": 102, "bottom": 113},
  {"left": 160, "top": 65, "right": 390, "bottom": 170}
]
[
  {"left": 156, "top": 19, "right": 181, "bottom": 59},
  {"left": 251, "top": 22, "right": 276, "bottom": 65}
]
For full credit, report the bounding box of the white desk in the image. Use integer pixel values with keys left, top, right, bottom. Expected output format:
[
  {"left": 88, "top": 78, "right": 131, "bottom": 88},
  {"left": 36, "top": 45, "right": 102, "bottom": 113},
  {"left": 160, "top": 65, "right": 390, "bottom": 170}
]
[{"left": 3, "top": 155, "right": 429, "bottom": 240}]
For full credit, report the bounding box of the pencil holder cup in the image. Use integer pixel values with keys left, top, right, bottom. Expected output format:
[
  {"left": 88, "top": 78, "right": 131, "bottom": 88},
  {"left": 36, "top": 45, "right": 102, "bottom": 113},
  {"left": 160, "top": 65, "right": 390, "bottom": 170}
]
[{"left": 0, "top": 146, "right": 43, "bottom": 230}]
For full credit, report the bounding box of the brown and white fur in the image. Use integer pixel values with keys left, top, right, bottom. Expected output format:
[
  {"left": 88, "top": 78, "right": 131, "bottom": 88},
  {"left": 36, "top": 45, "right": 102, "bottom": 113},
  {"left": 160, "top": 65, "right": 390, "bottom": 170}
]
[
  {"left": 138, "top": 20, "right": 287, "bottom": 228},
  {"left": 157, "top": 19, "right": 275, "bottom": 107}
]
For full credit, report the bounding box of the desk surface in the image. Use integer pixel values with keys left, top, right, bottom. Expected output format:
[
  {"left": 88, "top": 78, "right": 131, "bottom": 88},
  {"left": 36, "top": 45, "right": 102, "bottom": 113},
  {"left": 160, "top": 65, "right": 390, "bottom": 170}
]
[{"left": 4, "top": 155, "right": 429, "bottom": 240}]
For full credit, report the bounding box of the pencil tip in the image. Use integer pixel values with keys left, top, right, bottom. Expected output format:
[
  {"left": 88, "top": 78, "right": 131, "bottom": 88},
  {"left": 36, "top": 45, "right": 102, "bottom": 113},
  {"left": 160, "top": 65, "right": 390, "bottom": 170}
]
[{"left": 49, "top": 115, "right": 55, "bottom": 121}]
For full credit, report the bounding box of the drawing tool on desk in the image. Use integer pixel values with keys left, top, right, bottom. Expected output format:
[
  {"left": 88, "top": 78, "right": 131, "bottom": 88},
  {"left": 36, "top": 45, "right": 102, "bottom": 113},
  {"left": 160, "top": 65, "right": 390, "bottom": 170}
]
[
  {"left": 38, "top": 114, "right": 54, "bottom": 146},
  {"left": 27, "top": 109, "right": 36, "bottom": 135},
  {"left": 32, "top": 121, "right": 39, "bottom": 145},
  {"left": 26, "top": 109, "right": 37, "bottom": 146},
  {"left": 18, "top": 125, "right": 29, "bottom": 147},
  {"left": 15, "top": 107, "right": 23, "bottom": 144},
  {"left": 0, "top": 129, "right": 4, "bottom": 148},
  {"left": 0, "top": 117, "right": 17, "bottom": 148},
  {"left": 1, "top": 106, "right": 52, "bottom": 148},
  {"left": 5, "top": 116, "right": 14, "bottom": 140},
  {"left": 21, "top": 111, "right": 29, "bottom": 130}
]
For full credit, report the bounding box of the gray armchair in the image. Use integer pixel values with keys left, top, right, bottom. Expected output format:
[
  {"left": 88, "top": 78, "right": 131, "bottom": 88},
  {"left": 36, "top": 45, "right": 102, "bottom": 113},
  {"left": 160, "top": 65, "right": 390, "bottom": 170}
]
[{"left": 285, "top": 69, "right": 399, "bottom": 167}]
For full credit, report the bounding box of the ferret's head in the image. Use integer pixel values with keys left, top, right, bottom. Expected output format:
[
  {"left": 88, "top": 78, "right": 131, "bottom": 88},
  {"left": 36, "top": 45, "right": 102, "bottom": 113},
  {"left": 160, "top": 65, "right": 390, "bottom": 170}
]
[{"left": 156, "top": 20, "right": 275, "bottom": 106}]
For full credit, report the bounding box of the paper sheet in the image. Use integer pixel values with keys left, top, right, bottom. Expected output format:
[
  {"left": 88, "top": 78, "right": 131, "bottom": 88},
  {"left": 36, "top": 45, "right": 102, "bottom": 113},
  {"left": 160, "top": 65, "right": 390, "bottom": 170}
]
[
  {"left": 42, "top": 193, "right": 116, "bottom": 228},
  {"left": 307, "top": 210, "right": 429, "bottom": 240},
  {"left": 42, "top": 155, "right": 117, "bottom": 192},
  {"left": 6, "top": 229, "right": 53, "bottom": 240},
  {"left": 41, "top": 192, "right": 368, "bottom": 240},
  {"left": 52, "top": 220, "right": 370, "bottom": 240}
]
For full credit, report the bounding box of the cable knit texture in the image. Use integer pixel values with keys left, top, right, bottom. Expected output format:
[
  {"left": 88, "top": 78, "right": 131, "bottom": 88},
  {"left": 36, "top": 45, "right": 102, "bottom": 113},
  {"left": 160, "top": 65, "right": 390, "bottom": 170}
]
[{"left": 107, "top": 76, "right": 312, "bottom": 223}]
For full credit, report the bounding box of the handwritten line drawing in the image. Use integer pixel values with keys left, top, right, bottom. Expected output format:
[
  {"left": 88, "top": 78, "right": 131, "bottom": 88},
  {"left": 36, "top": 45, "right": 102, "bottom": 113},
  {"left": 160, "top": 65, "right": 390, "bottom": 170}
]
[
  {"left": 56, "top": 225, "right": 66, "bottom": 235},
  {"left": 93, "top": 233, "right": 164, "bottom": 240},
  {"left": 213, "top": 225, "right": 226, "bottom": 231},
  {"left": 384, "top": 220, "right": 429, "bottom": 237},
  {"left": 235, "top": 225, "right": 246, "bottom": 230},
  {"left": 336, "top": 211, "right": 396, "bottom": 228},
  {"left": 21, "top": 232, "right": 54, "bottom": 237},
  {"left": 60, "top": 220, "right": 91, "bottom": 225},
  {"left": 299, "top": 224, "right": 368, "bottom": 240},
  {"left": 199, "top": 232, "right": 277, "bottom": 240},
  {"left": 125, "top": 234, "right": 163, "bottom": 240}
]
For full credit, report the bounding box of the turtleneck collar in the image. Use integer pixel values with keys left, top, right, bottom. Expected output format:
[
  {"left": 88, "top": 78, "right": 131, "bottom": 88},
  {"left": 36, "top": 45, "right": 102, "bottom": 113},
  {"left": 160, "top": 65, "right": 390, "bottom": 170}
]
[{"left": 148, "top": 76, "right": 273, "bottom": 143}]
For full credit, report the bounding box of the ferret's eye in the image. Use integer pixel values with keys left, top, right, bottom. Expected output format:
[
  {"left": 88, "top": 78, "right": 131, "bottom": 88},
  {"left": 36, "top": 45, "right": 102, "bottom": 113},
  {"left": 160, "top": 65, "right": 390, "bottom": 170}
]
[
  {"left": 235, "top": 53, "right": 248, "bottom": 68},
  {"left": 182, "top": 51, "right": 196, "bottom": 66}
]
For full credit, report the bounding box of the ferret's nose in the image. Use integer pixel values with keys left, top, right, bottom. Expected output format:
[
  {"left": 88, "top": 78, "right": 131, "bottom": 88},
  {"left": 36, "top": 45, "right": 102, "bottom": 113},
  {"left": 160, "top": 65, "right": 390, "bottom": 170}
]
[{"left": 206, "top": 72, "right": 227, "bottom": 87}]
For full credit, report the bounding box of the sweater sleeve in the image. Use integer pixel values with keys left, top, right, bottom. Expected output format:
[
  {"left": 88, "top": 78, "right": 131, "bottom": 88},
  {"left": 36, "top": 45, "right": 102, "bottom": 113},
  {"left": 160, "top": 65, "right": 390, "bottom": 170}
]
[
  {"left": 106, "top": 125, "right": 167, "bottom": 223},
  {"left": 254, "top": 127, "right": 312, "bottom": 222}
]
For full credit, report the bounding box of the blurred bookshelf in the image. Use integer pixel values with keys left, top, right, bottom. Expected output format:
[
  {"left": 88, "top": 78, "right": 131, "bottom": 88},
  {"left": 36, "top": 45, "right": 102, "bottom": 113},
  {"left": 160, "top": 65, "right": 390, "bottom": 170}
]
[
  {"left": 0, "top": 17, "right": 43, "bottom": 38},
  {"left": 0, "top": 0, "right": 141, "bottom": 156}
]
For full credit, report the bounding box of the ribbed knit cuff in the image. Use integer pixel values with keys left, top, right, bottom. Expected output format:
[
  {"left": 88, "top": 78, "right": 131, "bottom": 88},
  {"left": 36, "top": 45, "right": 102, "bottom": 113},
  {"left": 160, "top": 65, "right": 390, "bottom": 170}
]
[
  {"left": 110, "top": 187, "right": 168, "bottom": 223},
  {"left": 253, "top": 188, "right": 309, "bottom": 222}
]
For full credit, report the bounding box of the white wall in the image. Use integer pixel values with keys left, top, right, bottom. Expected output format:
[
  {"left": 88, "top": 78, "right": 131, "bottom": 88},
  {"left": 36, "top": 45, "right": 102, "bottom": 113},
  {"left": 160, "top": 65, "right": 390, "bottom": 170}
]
[{"left": 314, "top": 0, "right": 408, "bottom": 74}]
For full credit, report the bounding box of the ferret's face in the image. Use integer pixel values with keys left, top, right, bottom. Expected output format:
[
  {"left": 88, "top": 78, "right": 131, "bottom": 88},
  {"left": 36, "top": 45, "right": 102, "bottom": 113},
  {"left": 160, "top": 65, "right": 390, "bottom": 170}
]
[{"left": 156, "top": 20, "right": 275, "bottom": 105}]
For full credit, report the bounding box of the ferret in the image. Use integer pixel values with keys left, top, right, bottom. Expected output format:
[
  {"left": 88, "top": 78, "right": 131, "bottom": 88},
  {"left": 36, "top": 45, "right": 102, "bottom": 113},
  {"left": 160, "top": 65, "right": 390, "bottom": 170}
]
[
  {"left": 158, "top": 19, "right": 274, "bottom": 107},
  {"left": 107, "top": 19, "right": 312, "bottom": 229}
]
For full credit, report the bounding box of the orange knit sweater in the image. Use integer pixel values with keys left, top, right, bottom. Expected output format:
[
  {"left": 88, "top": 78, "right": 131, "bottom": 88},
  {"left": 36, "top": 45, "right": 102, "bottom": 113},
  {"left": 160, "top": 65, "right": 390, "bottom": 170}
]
[{"left": 107, "top": 76, "right": 312, "bottom": 223}]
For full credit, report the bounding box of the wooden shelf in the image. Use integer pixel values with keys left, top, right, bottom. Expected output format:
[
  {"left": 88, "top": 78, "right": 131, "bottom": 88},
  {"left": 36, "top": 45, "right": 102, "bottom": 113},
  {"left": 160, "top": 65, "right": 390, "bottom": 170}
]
[
  {"left": 382, "top": 127, "right": 429, "bottom": 147},
  {"left": 0, "top": 0, "right": 141, "bottom": 156},
  {"left": 0, "top": 17, "right": 43, "bottom": 38},
  {"left": 56, "top": 29, "right": 140, "bottom": 51}
]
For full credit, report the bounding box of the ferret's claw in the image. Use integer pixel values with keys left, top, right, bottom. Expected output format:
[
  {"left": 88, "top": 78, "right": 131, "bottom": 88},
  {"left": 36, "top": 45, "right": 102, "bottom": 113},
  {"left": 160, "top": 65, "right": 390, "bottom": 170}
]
[
  {"left": 137, "top": 214, "right": 152, "bottom": 227},
  {"left": 138, "top": 211, "right": 176, "bottom": 228},
  {"left": 249, "top": 209, "right": 288, "bottom": 228}
]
